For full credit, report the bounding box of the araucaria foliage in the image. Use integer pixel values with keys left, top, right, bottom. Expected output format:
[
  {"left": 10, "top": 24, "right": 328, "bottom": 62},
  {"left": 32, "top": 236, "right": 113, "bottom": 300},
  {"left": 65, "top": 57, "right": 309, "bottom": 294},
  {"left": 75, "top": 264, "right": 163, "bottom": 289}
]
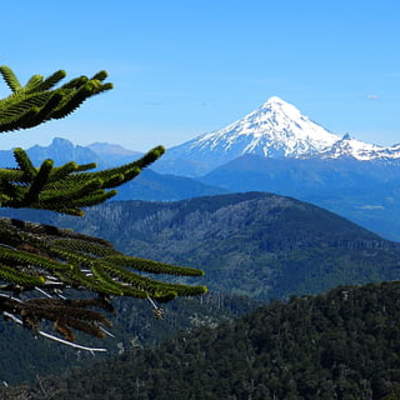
[{"left": 0, "top": 66, "right": 206, "bottom": 350}]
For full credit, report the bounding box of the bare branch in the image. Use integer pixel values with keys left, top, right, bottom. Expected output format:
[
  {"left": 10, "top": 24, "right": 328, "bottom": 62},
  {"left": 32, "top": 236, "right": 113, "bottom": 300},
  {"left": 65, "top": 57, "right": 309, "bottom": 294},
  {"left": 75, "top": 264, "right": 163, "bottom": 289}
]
[{"left": 3, "top": 311, "right": 107, "bottom": 353}]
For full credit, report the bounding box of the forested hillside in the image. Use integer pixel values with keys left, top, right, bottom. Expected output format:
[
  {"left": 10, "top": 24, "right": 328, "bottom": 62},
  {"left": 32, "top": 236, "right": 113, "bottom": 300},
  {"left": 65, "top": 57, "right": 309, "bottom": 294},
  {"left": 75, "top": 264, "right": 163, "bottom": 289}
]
[
  {"left": 4, "top": 192, "right": 400, "bottom": 300},
  {"left": 8, "top": 280, "right": 400, "bottom": 399}
]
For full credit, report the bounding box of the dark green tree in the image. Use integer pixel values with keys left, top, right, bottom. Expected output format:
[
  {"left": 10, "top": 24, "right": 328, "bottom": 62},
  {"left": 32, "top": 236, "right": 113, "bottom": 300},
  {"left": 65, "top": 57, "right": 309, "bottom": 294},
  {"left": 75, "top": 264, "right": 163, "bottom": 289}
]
[{"left": 0, "top": 66, "right": 206, "bottom": 351}]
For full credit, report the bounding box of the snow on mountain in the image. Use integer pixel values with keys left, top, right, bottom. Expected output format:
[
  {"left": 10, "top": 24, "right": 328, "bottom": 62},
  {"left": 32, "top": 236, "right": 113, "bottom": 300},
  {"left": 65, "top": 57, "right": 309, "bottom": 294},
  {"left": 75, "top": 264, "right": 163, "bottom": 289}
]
[
  {"left": 165, "top": 97, "right": 400, "bottom": 166},
  {"left": 320, "top": 135, "right": 400, "bottom": 161},
  {"left": 189, "top": 96, "right": 340, "bottom": 158}
]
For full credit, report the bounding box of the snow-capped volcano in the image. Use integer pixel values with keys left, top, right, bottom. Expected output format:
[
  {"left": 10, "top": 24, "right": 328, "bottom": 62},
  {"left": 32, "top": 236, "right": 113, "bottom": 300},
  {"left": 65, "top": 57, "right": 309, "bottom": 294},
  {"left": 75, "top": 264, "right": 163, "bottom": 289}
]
[
  {"left": 161, "top": 97, "right": 400, "bottom": 176},
  {"left": 188, "top": 96, "right": 341, "bottom": 158}
]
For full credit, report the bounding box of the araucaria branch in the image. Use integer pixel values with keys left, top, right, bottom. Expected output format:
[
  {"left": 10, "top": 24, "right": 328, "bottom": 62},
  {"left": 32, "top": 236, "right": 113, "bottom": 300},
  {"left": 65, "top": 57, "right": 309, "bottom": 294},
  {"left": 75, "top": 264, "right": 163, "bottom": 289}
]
[{"left": 0, "top": 66, "right": 206, "bottom": 351}]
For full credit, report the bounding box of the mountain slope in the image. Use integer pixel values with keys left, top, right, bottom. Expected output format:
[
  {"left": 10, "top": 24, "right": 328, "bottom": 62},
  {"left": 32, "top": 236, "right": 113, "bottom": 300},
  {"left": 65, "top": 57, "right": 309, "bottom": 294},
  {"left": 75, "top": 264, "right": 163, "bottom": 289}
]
[
  {"left": 5, "top": 192, "right": 400, "bottom": 300},
  {"left": 199, "top": 154, "right": 400, "bottom": 240},
  {"left": 113, "top": 168, "right": 227, "bottom": 201}
]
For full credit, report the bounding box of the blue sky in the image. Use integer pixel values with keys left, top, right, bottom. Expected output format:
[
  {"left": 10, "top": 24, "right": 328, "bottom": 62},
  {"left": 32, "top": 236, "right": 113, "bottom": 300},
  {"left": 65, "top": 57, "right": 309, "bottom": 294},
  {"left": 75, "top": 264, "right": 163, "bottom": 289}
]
[{"left": 1, "top": 0, "right": 399, "bottom": 151}]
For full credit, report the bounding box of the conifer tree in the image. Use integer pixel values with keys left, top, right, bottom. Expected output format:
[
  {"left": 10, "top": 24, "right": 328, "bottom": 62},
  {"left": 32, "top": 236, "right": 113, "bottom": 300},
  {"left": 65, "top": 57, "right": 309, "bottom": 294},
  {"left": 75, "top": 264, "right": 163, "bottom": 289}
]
[{"left": 0, "top": 66, "right": 207, "bottom": 351}]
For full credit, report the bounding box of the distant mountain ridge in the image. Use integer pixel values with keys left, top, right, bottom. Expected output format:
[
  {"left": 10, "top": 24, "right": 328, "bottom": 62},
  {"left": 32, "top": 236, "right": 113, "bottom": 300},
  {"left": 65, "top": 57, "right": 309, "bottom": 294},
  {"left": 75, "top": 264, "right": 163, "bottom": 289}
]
[
  {"left": 0, "top": 137, "right": 104, "bottom": 168},
  {"left": 0, "top": 137, "right": 226, "bottom": 201},
  {"left": 87, "top": 142, "right": 143, "bottom": 166}
]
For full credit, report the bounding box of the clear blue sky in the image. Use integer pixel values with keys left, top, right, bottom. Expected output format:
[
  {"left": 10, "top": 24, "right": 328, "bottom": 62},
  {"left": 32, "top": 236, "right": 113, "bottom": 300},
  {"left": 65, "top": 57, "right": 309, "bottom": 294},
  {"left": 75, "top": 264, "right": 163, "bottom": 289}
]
[{"left": 1, "top": 0, "right": 399, "bottom": 151}]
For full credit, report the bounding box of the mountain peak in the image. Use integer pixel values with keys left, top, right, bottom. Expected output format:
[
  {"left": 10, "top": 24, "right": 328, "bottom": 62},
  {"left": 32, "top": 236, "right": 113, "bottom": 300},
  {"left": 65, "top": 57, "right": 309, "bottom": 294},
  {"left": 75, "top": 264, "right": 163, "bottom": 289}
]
[
  {"left": 257, "top": 96, "right": 306, "bottom": 123},
  {"left": 263, "top": 96, "right": 286, "bottom": 106},
  {"left": 51, "top": 137, "right": 74, "bottom": 148},
  {"left": 261, "top": 96, "right": 298, "bottom": 111}
]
